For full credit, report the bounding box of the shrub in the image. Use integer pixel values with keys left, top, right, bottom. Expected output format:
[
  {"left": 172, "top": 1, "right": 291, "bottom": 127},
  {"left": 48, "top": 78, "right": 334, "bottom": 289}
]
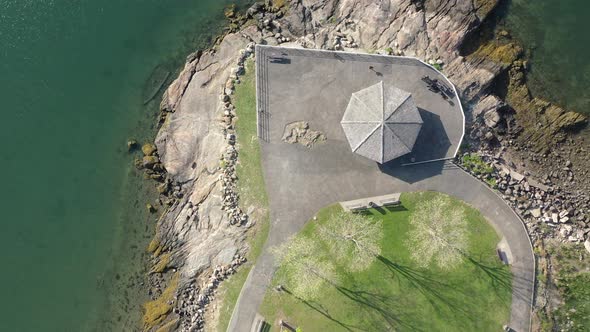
[{"left": 461, "top": 153, "right": 494, "bottom": 175}]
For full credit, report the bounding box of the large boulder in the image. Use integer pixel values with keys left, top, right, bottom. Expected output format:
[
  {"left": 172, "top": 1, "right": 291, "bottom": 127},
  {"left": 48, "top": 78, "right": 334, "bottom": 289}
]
[{"left": 484, "top": 108, "right": 501, "bottom": 128}]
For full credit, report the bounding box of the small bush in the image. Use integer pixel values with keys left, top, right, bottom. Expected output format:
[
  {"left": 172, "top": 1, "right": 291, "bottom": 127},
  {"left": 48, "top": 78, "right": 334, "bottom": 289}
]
[
  {"left": 485, "top": 177, "right": 497, "bottom": 188},
  {"left": 461, "top": 153, "right": 493, "bottom": 175}
]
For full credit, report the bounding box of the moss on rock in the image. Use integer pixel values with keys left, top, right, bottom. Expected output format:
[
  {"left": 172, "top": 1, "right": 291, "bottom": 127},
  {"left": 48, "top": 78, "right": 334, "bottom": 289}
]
[
  {"left": 150, "top": 252, "right": 171, "bottom": 274},
  {"left": 474, "top": 0, "right": 499, "bottom": 19},
  {"left": 472, "top": 41, "right": 523, "bottom": 65},
  {"left": 143, "top": 273, "right": 179, "bottom": 329},
  {"left": 154, "top": 244, "right": 164, "bottom": 257},
  {"left": 155, "top": 318, "right": 179, "bottom": 332},
  {"left": 142, "top": 143, "right": 157, "bottom": 156},
  {"left": 505, "top": 63, "right": 587, "bottom": 152},
  {"left": 147, "top": 237, "right": 160, "bottom": 254}
]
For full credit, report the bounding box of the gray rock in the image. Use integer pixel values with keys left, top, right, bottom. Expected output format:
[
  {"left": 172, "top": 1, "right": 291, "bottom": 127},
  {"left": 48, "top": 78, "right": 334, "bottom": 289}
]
[
  {"left": 510, "top": 170, "right": 525, "bottom": 182},
  {"left": 484, "top": 109, "right": 501, "bottom": 128}
]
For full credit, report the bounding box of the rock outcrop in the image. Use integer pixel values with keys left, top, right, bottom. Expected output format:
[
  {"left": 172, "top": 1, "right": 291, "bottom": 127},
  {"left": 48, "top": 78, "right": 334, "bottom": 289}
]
[
  {"left": 147, "top": 27, "right": 265, "bottom": 331},
  {"left": 282, "top": 121, "right": 326, "bottom": 148}
]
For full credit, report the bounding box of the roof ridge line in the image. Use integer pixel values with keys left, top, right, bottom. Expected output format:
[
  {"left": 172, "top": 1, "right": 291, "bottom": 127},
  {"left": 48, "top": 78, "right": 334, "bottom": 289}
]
[
  {"left": 380, "top": 120, "right": 384, "bottom": 163},
  {"left": 341, "top": 120, "right": 382, "bottom": 124},
  {"left": 351, "top": 94, "right": 375, "bottom": 120},
  {"left": 383, "top": 124, "right": 412, "bottom": 153},
  {"left": 380, "top": 81, "right": 384, "bottom": 123},
  {"left": 387, "top": 92, "right": 412, "bottom": 118},
  {"left": 352, "top": 123, "right": 381, "bottom": 152},
  {"left": 384, "top": 121, "right": 423, "bottom": 125}
]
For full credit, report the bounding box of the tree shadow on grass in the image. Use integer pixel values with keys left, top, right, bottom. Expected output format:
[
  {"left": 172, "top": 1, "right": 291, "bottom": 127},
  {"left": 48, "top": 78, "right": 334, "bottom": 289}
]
[
  {"left": 281, "top": 254, "right": 514, "bottom": 331},
  {"left": 334, "top": 284, "right": 424, "bottom": 331},
  {"left": 465, "top": 255, "right": 511, "bottom": 291},
  {"left": 464, "top": 254, "right": 527, "bottom": 304},
  {"left": 377, "top": 256, "right": 473, "bottom": 321},
  {"left": 282, "top": 288, "right": 362, "bottom": 331}
]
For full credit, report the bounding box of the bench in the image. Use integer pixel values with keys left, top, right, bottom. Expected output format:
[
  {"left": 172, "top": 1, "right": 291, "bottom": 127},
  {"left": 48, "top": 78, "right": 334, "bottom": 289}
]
[
  {"left": 378, "top": 198, "right": 401, "bottom": 206},
  {"left": 340, "top": 202, "right": 367, "bottom": 212}
]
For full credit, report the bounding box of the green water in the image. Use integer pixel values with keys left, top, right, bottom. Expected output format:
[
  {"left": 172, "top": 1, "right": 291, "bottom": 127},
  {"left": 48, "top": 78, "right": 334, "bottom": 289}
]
[
  {"left": 0, "top": 1, "right": 250, "bottom": 331},
  {"left": 504, "top": 0, "right": 590, "bottom": 115}
]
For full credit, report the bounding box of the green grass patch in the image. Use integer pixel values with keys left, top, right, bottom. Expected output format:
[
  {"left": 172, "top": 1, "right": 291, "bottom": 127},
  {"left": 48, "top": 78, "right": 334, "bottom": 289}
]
[
  {"left": 260, "top": 192, "right": 512, "bottom": 331},
  {"left": 461, "top": 153, "right": 494, "bottom": 176},
  {"left": 215, "top": 58, "right": 271, "bottom": 332}
]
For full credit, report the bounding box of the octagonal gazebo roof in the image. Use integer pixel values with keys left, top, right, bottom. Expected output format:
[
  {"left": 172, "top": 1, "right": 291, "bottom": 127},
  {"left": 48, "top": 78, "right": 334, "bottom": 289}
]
[{"left": 341, "top": 81, "right": 423, "bottom": 163}]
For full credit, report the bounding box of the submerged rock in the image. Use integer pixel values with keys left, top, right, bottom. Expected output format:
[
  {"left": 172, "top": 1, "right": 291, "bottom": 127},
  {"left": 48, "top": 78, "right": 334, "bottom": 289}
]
[
  {"left": 127, "top": 139, "right": 138, "bottom": 151},
  {"left": 146, "top": 203, "right": 157, "bottom": 213}
]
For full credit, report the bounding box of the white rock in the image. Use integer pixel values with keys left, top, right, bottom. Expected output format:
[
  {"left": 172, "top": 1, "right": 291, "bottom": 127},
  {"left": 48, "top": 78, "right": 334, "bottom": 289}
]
[
  {"left": 530, "top": 208, "right": 541, "bottom": 218},
  {"left": 510, "top": 170, "right": 525, "bottom": 182},
  {"left": 584, "top": 240, "right": 590, "bottom": 254}
]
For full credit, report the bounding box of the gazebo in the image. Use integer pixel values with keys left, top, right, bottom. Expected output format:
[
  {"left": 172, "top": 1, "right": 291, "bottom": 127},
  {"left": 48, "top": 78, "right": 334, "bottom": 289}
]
[{"left": 341, "top": 81, "right": 423, "bottom": 163}]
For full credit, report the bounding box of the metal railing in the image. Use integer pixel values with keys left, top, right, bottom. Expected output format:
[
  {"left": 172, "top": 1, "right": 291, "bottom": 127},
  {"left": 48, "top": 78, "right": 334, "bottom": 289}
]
[{"left": 255, "top": 47, "right": 271, "bottom": 142}]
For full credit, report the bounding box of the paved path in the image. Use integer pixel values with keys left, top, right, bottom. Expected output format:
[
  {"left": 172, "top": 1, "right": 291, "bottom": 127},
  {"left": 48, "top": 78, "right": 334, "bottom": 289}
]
[
  {"left": 227, "top": 46, "right": 534, "bottom": 332},
  {"left": 228, "top": 161, "right": 535, "bottom": 332}
]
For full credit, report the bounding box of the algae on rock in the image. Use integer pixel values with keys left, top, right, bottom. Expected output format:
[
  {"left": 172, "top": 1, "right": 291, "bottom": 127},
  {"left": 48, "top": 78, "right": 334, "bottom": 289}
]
[
  {"left": 143, "top": 273, "right": 179, "bottom": 329},
  {"left": 150, "top": 252, "right": 172, "bottom": 274}
]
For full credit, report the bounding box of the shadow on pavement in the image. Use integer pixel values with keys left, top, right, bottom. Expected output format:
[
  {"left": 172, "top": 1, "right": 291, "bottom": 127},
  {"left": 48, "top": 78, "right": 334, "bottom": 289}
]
[
  {"left": 378, "top": 160, "right": 451, "bottom": 183},
  {"left": 396, "top": 108, "right": 452, "bottom": 164}
]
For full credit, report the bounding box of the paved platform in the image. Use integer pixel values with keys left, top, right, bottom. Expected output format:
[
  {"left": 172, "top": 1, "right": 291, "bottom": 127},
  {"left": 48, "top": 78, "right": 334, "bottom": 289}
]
[{"left": 255, "top": 45, "right": 465, "bottom": 164}]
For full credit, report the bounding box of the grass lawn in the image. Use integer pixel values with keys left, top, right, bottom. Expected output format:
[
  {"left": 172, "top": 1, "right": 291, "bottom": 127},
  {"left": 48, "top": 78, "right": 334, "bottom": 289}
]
[
  {"left": 260, "top": 192, "right": 512, "bottom": 331},
  {"left": 215, "top": 58, "right": 270, "bottom": 331}
]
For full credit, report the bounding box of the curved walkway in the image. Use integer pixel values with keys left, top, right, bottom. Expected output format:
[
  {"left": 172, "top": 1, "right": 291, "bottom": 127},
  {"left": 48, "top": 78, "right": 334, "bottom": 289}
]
[{"left": 228, "top": 159, "right": 535, "bottom": 332}]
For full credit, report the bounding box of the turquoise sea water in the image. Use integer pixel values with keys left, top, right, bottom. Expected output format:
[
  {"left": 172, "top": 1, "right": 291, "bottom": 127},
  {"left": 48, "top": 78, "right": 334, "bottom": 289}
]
[
  {"left": 504, "top": 0, "right": 590, "bottom": 115},
  {"left": 0, "top": 1, "right": 249, "bottom": 331}
]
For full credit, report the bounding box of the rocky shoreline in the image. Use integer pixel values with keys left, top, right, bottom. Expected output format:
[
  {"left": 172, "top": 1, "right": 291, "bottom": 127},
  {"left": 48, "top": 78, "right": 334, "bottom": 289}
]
[{"left": 138, "top": 1, "right": 588, "bottom": 331}]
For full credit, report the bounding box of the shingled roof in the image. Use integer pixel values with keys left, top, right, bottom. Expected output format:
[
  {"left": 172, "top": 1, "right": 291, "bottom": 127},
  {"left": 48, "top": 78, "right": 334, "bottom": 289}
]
[{"left": 341, "top": 81, "right": 423, "bottom": 163}]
